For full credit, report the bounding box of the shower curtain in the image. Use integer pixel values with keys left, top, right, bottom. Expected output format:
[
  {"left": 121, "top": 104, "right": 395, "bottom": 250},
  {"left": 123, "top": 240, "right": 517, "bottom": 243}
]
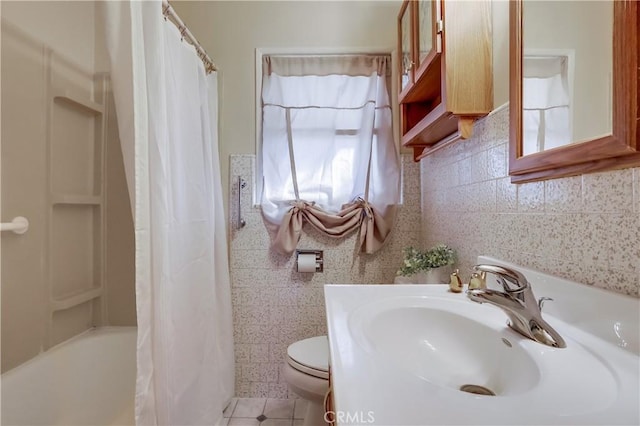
[{"left": 102, "top": 1, "right": 234, "bottom": 425}]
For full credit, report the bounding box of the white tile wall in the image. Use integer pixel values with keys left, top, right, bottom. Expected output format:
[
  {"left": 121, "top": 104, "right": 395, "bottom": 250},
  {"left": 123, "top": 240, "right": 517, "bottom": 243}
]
[
  {"left": 229, "top": 154, "right": 421, "bottom": 398},
  {"left": 420, "top": 106, "right": 640, "bottom": 298}
]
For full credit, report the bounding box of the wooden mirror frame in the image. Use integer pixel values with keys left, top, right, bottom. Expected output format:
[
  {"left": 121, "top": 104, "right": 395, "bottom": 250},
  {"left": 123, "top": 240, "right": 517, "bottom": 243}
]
[{"left": 509, "top": 0, "right": 639, "bottom": 183}]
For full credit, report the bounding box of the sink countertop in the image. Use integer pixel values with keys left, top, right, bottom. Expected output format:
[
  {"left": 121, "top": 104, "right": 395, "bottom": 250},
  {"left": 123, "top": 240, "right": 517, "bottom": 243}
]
[{"left": 324, "top": 260, "right": 640, "bottom": 426}]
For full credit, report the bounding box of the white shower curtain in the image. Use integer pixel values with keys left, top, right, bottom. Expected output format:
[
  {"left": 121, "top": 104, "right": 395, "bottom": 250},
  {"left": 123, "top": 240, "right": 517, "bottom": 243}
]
[{"left": 102, "top": 1, "right": 234, "bottom": 425}]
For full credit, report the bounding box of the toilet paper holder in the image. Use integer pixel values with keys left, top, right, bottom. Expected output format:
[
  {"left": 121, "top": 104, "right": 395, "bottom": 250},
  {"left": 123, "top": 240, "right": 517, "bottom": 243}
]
[{"left": 296, "top": 249, "right": 324, "bottom": 273}]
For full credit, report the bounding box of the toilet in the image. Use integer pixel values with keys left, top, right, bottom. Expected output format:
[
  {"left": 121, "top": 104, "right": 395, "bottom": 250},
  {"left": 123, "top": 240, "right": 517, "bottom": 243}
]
[{"left": 283, "top": 336, "right": 329, "bottom": 426}]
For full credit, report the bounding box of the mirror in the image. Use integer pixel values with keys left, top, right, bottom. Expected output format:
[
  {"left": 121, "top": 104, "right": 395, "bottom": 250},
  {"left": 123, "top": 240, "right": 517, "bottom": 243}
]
[
  {"left": 509, "top": 0, "right": 639, "bottom": 182},
  {"left": 522, "top": 0, "right": 612, "bottom": 155}
]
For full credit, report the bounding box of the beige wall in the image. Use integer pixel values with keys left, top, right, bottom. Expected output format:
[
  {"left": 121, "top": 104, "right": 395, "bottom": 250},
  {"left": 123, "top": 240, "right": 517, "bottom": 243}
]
[
  {"left": 421, "top": 106, "right": 640, "bottom": 298},
  {"left": 1, "top": 1, "right": 134, "bottom": 372},
  {"left": 0, "top": 1, "right": 97, "bottom": 71},
  {"left": 172, "top": 0, "right": 401, "bottom": 214}
]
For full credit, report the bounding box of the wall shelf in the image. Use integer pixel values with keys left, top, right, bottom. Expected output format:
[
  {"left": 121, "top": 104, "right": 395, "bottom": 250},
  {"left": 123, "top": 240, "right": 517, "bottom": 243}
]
[
  {"left": 45, "top": 58, "right": 108, "bottom": 348},
  {"left": 415, "top": 131, "right": 463, "bottom": 160},
  {"left": 53, "top": 92, "right": 104, "bottom": 115},
  {"left": 51, "top": 194, "right": 102, "bottom": 205},
  {"left": 51, "top": 287, "right": 103, "bottom": 312}
]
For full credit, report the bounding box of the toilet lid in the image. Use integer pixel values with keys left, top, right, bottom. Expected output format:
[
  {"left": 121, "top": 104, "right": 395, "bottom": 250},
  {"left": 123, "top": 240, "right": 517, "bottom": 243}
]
[{"left": 287, "top": 336, "right": 329, "bottom": 379}]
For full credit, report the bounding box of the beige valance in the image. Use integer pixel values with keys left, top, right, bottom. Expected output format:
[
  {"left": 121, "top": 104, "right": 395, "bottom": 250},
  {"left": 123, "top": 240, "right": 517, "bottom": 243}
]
[{"left": 265, "top": 199, "right": 398, "bottom": 255}]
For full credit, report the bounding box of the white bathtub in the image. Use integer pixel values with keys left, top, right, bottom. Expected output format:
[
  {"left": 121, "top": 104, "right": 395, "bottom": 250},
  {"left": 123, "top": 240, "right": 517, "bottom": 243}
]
[{"left": 1, "top": 327, "right": 136, "bottom": 426}]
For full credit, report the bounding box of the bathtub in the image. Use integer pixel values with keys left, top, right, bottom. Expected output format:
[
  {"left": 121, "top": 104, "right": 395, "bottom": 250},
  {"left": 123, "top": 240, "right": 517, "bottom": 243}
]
[{"left": 1, "top": 327, "right": 136, "bottom": 426}]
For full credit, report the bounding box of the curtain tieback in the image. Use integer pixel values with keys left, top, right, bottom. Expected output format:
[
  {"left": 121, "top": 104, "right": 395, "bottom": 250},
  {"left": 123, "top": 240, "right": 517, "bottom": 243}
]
[
  {"left": 355, "top": 198, "right": 374, "bottom": 220},
  {"left": 290, "top": 200, "right": 314, "bottom": 213}
]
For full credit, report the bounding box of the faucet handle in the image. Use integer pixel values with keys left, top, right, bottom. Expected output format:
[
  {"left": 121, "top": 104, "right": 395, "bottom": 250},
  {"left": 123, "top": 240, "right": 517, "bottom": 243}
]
[
  {"left": 538, "top": 296, "right": 553, "bottom": 310},
  {"left": 468, "top": 271, "right": 486, "bottom": 290},
  {"left": 449, "top": 269, "right": 464, "bottom": 293},
  {"left": 474, "top": 264, "right": 529, "bottom": 293}
]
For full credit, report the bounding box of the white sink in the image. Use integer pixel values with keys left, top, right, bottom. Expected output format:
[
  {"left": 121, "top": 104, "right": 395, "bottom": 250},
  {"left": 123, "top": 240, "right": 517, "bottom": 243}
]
[
  {"left": 350, "top": 297, "right": 540, "bottom": 396},
  {"left": 325, "top": 257, "right": 640, "bottom": 425}
]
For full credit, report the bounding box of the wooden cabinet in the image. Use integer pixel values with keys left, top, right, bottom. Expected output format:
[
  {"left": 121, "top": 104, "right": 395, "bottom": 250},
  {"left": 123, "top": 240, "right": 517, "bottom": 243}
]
[
  {"left": 398, "top": 0, "right": 493, "bottom": 160},
  {"left": 398, "top": 0, "right": 439, "bottom": 99}
]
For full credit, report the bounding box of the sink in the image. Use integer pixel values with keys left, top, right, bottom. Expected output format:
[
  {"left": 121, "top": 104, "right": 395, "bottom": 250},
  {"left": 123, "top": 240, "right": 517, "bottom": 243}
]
[
  {"left": 347, "top": 293, "right": 618, "bottom": 414},
  {"left": 326, "top": 267, "right": 639, "bottom": 425},
  {"left": 350, "top": 297, "right": 540, "bottom": 396}
]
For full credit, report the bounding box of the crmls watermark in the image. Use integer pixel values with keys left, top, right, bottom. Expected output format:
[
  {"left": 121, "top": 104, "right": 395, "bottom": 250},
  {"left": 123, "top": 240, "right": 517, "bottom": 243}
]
[{"left": 324, "top": 410, "right": 375, "bottom": 424}]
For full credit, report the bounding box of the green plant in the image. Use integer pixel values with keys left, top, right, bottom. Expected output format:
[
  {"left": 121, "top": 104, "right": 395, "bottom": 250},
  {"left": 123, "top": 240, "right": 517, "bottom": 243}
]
[{"left": 397, "top": 244, "right": 456, "bottom": 277}]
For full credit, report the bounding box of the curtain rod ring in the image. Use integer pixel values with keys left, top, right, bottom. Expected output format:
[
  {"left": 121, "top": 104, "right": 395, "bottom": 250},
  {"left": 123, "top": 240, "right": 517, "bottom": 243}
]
[{"left": 162, "top": 4, "right": 171, "bottom": 20}]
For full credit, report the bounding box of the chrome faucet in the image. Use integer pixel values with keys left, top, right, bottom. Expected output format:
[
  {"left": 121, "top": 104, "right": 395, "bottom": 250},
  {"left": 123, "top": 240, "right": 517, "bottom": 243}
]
[{"left": 466, "top": 264, "right": 566, "bottom": 348}]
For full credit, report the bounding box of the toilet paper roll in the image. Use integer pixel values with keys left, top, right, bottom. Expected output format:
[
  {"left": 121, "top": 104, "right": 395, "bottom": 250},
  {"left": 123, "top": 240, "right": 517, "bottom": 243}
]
[{"left": 297, "top": 253, "right": 317, "bottom": 273}]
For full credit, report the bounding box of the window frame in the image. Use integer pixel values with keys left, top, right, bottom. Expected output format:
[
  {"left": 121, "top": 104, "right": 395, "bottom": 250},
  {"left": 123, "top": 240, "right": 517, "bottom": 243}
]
[{"left": 254, "top": 47, "right": 400, "bottom": 207}]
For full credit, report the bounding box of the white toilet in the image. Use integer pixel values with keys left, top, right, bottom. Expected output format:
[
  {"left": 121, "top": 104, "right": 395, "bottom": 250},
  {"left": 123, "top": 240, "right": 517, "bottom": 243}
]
[{"left": 283, "top": 336, "right": 329, "bottom": 426}]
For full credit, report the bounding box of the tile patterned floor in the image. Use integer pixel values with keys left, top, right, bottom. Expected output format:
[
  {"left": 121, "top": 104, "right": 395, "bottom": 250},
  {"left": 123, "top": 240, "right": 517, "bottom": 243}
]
[{"left": 222, "top": 398, "right": 307, "bottom": 426}]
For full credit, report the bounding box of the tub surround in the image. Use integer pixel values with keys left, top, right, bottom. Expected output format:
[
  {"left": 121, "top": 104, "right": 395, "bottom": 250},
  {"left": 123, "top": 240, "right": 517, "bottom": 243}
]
[
  {"left": 1, "top": 8, "right": 135, "bottom": 374},
  {"left": 229, "top": 154, "right": 420, "bottom": 398},
  {"left": 421, "top": 105, "right": 640, "bottom": 297}
]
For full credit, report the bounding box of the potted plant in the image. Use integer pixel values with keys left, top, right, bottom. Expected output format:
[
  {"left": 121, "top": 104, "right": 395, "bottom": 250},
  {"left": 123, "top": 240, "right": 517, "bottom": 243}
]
[{"left": 395, "top": 244, "right": 456, "bottom": 284}]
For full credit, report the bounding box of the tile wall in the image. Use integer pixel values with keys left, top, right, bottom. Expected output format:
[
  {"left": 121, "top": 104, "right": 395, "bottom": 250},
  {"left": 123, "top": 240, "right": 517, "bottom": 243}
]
[
  {"left": 420, "top": 105, "right": 640, "bottom": 297},
  {"left": 228, "top": 154, "right": 421, "bottom": 398}
]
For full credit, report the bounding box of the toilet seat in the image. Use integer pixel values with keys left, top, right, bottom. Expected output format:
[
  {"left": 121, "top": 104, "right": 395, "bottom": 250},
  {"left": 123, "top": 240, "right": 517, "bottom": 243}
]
[{"left": 286, "top": 336, "right": 329, "bottom": 380}]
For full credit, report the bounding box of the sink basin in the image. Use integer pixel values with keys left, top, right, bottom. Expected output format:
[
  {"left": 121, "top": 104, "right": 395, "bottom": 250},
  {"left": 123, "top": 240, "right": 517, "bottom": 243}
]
[
  {"left": 326, "top": 271, "right": 639, "bottom": 425},
  {"left": 350, "top": 297, "right": 540, "bottom": 396},
  {"left": 347, "top": 293, "right": 618, "bottom": 414}
]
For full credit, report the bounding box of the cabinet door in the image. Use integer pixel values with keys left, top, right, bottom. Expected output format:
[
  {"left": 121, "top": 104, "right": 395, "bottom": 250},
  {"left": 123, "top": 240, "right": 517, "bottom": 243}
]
[
  {"left": 415, "top": 0, "right": 440, "bottom": 79},
  {"left": 398, "top": 0, "right": 414, "bottom": 93}
]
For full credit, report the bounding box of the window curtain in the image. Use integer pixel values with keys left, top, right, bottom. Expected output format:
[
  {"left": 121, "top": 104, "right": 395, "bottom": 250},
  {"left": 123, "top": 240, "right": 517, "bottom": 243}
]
[
  {"left": 523, "top": 56, "right": 571, "bottom": 154},
  {"left": 261, "top": 55, "right": 401, "bottom": 255},
  {"left": 102, "top": 1, "right": 234, "bottom": 425}
]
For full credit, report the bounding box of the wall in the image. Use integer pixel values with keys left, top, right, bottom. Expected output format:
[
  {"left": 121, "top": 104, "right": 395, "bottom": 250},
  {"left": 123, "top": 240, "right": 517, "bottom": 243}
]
[
  {"left": 230, "top": 155, "right": 420, "bottom": 398},
  {"left": 1, "top": 1, "right": 135, "bottom": 373},
  {"left": 420, "top": 105, "right": 640, "bottom": 298},
  {"left": 0, "top": 1, "right": 97, "bottom": 71},
  {"left": 172, "top": 0, "right": 401, "bottom": 214}
]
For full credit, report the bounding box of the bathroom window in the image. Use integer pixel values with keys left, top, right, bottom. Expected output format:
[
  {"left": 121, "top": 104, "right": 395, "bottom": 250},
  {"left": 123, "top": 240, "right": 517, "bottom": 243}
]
[
  {"left": 259, "top": 54, "right": 400, "bottom": 254},
  {"left": 522, "top": 55, "right": 572, "bottom": 155}
]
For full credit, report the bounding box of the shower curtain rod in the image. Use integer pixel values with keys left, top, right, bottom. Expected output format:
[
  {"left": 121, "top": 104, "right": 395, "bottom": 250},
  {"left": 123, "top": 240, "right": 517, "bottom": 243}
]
[{"left": 162, "top": 1, "right": 217, "bottom": 73}]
